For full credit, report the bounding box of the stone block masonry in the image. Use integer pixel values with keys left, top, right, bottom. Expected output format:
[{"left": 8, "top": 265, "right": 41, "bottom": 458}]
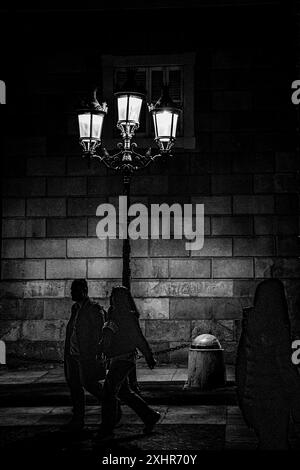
[{"left": 1, "top": 25, "right": 299, "bottom": 366}]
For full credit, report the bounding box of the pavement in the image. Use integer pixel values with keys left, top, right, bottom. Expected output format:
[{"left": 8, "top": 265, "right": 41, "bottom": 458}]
[{"left": 0, "top": 365, "right": 299, "bottom": 463}]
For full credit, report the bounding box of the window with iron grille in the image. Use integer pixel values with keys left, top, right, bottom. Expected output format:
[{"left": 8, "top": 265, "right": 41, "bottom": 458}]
[
  {"left": 102, "top": 53, "right": 195, "bottom": 149},
  {"left": 114, "top": 66, "right": 183, "bottom": 137}
]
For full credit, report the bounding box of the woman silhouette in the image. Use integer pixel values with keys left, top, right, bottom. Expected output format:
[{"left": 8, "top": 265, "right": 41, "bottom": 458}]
[
  {"left": 97, "top": 286, "right": 160, "bottom": 441},
  {"left": 236, "top": 279, "right": 300, "bottom": 449}
]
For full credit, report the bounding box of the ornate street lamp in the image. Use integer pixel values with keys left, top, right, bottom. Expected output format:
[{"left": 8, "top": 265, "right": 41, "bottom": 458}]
[
  {"left": 78, "top": 90, "right": 107, "bottom": 155},
  {"left": 115, "top": 89, "right": 144, "bottom": 136},
  {"left": 77, "top": 73, "right": 182, "bottom": 290},
  {"left": 149, "top": 85, "right": 181, "bottom": 154}
]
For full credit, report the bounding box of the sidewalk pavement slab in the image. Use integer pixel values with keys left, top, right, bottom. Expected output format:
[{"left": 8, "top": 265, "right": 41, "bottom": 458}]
[{"left": 0, "top": 365, "right": 236, "bottom": 385}]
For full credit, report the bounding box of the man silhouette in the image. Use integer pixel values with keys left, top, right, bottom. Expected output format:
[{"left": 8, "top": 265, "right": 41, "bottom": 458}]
[{"left": 63, "top": 279, "right": 105, "bottom": 432}]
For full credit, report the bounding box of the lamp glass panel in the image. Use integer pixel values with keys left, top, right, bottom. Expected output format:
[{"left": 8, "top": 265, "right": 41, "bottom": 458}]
[
  {"left": 78, "top": 113, "right": 103, "bottom": 139},
  {"left": 78, "top": 113, "right": 92, "bottom": 138},
  {"left": 91, "top": 114, "right": 104, "bottom": 139},
  {"left": 171, "top": 113, "right": 178, "bottom": 138},
  {"left": 117, "top": 95, "right": 128, "bottom": 122},
  {"left": 155, "top": 110, "right": 173, "bottom": 139},
  {"left": 128, "top": 95, "right": 143, "bottom": 123}
]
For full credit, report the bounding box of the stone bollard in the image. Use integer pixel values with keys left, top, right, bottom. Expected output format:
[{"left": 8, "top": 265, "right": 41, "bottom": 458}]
[{"left": 184, "top": 334, "right": 226, "bottom": 390}]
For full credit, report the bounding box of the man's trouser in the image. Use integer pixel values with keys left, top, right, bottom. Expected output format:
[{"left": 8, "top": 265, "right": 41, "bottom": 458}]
[{"left": 64, "top": 354, "right": 102, "bottom": 419}]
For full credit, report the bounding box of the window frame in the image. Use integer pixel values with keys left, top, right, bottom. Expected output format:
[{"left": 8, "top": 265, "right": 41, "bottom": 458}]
[{"left": 102, "top": 53, "right": 196, "bottom": 149}]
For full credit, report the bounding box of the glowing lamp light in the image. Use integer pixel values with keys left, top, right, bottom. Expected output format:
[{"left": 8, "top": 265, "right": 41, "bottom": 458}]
[
  {"left": 78, "top": 89, "right": 107, "bottom": 155},
  {"left": 149, "top": 85, "right": 181, "bottom": 153},
  {"left": 114, "top": 69, "right": 146, "bottom": 140},
  {"left": 115, "top": 92, "right": 144, "bottom": 127}
]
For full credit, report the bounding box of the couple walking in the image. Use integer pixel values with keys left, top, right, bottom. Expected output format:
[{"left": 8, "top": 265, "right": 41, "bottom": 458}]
[{"left": 64, "top": 279, "right": 160, "bottom": 441}]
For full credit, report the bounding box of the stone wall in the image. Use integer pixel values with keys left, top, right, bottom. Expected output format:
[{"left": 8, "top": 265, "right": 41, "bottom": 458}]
[{"left": 1, "top": 4, "right": 299, "bottom": 365}]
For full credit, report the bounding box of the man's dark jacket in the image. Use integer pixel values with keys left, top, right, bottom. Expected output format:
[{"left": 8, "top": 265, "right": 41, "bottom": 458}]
[{"left": 65, "top": 297, "right": 105, "bottom": 363}]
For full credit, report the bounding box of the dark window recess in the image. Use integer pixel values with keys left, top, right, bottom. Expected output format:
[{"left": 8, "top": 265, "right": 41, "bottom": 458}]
[
  {"left": 151, "top": 69, "right": 164, "bottom": 102},
  {"left": 113, "top": 66, "right": 183, "bottom": 137}
]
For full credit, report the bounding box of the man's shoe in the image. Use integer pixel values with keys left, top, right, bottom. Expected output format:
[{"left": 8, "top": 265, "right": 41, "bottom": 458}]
[
  {"left": 61, "top": 417, "right": 84, "bottom": 433},
  {"left": 143, "top": 411, "right": 161, "bottom": 434}
]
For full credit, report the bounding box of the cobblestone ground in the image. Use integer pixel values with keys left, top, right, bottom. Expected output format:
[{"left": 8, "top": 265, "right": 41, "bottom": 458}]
[{"left": 0, "top": 367, "right": 299, "bottom": 464}]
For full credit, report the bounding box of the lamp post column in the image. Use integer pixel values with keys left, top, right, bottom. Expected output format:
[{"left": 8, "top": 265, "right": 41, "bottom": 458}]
[{"left": 122, "top": 173, "right": 131, "bottom": 290}]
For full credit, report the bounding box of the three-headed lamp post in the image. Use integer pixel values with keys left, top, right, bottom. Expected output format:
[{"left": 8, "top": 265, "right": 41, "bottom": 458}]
[{"left": 77, "top": 77, "right": 182, "bottom": 290}]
